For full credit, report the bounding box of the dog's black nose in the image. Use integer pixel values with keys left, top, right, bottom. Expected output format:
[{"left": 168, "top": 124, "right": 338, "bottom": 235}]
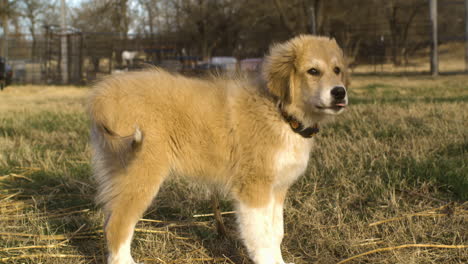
[{"left": 331, "top": 86, "right": 346, "bottom": 100}]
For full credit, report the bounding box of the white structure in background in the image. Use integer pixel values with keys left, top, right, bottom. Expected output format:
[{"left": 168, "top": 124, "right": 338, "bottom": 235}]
[
  {"left": 122, "top": 51, "right": 138, "bottom": 68},
  {"left": 211, "top": 56, "right": 238, "bottom": 73}
]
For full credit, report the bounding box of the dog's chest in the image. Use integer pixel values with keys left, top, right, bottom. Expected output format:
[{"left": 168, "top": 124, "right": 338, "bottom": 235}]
[{"left": 273, "top": 134, "right": 313, "bottom": 188}]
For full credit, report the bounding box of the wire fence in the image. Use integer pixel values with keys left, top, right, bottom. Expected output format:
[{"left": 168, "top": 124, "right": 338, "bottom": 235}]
[
  {"left": 5, "top": 30, "right": 208, "bottom": 85},
  {"left": 4, "top": 30, "right": 467, "bottom": 86}
]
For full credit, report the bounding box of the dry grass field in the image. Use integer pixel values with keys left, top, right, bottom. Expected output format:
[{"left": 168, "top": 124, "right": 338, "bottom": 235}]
[{"left": 0, "top": 75, "right": 467, "bottom": 264}]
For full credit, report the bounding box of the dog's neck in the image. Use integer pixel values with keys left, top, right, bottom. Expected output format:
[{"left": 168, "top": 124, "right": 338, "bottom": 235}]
[
  {"left": 277, "top": 101, "right": 319, "bottom": 138},
  {"left": 257, "top": 78, "right": 320, "bottom": 138}
]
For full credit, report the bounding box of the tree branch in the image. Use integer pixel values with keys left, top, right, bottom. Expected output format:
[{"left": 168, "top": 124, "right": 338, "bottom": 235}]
[{"left": 273, "top": 0, "right": 295, "bottom": 35}]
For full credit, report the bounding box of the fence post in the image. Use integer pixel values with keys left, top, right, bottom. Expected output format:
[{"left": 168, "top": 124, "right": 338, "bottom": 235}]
[
  {"left": 430, "top": 0, "right": 438, "bottom": 76},
  {"left": 2, "top": 0, "right": 8, "bottom": 60},
  {"left": 309, "top": 4, "right": 317, "bottom": 35},
  {"left": 465, "top": 0, "right": 468, "bottom": 73},
  {"left": 60, "top": 0, "right": 68, "bottom": 84}
]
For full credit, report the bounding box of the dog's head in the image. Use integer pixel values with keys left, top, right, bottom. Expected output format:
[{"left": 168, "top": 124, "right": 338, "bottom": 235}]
[{"left": 263, "top": 35, "right": 349, "bottom": 121}]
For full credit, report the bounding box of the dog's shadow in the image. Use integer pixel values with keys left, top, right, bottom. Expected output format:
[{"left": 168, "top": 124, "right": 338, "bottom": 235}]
[
  {"left": 0, "top": 170, "right": 252, "bottom": 263},
  {"left": 140, "top": 186, "right": 251, "bottom": 264},
  {"left": 0, "top": 170, "right": 108, "bottom": 263}
]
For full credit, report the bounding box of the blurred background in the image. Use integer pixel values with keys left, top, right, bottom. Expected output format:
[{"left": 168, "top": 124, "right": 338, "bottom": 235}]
[{"left": 0, "top": 0, "right": 467, "bottom": 85}]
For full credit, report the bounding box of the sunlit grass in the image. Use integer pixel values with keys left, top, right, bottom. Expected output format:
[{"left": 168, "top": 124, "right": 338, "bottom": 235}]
[{"left": 0, "top": 77, "right": 467, "bottom": 263}]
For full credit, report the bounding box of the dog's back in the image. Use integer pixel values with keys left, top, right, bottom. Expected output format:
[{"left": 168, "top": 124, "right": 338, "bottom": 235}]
[
  {"left": 89, "top": 69, "right": 229, "bottom": 141},
  {"left": 89, "top": 69, "right": 238, "bottom": 202}
]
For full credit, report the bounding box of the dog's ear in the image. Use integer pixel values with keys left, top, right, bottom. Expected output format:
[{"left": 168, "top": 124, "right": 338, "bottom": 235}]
[{"left": 262, "top": 41, "right": 296, "bottom": 103}]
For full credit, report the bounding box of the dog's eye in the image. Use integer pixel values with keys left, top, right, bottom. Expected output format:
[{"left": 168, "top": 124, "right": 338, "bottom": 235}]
[
  {"left": 334, "top": 67, "right": 341, "bottom": 74},
  {"left": 307, "top": 68, "right": 320, "bottom": 76}
]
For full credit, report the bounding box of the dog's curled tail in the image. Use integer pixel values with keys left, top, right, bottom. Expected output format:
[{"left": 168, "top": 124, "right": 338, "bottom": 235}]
[
  {"left": 92, "top": 123, "right": 143, "bottom": 157},
  {"left": 88, "top": 88, "right": 143, "bottom": 158}
]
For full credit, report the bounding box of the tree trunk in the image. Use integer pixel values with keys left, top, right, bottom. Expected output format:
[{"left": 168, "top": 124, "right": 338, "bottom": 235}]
[
  {"left": 309, "top": 3, "right": 316, "bottom": 34},
  {"left": 2, "top": 0, "right": 8, "bottom": 59},
  {"left": 388, "top": 5, "right": 402, "bottom": 65},
  {"left": 30, "top": 23, "right": 36, "bottom": 59},
  {"left": 314, "top": 0, "right": 324, "bottom": 34},
  {"left": 273, "top": 0, "right": 295, "bottom": 36},
  {"left": 146, "top": 3, "right": 154, "bottom": 36}
]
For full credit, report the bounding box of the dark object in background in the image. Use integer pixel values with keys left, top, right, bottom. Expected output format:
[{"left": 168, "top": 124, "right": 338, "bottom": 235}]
[{"left": 0, "top": 57, "right": 13, "bottom": 91}]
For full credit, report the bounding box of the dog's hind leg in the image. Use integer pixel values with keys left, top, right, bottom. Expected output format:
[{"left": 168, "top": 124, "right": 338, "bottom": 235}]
[{"left": 101, "top": 154, "right": 169, "bottom": 264}]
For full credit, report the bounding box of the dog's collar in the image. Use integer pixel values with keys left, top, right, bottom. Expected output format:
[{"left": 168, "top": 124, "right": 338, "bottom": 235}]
[{"left": 278, "top": 102, "right": 319, "bottom": 138}]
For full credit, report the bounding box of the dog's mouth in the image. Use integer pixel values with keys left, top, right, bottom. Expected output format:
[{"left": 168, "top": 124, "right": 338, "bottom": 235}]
[{"left": 315, "top": 102, "right": 347, "bottom": 112}]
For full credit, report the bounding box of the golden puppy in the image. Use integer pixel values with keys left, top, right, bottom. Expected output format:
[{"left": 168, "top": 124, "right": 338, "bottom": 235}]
[{"left": 89, "top": 35, "right": 348, "bottom": 264}]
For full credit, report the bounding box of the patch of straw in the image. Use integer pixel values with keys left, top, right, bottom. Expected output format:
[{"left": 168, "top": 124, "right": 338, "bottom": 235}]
[
  {"left": 0, "top": 243, "right": 65, "bottom": 252},
  {"left": 193, "top": 211, "right": 236, "bottom": 218},
  {"left": 0, "top": 228, "right": 188, "bottom": 241},
  {"left": 0, "top": 208, "right": 91, "bottom": 221},
  {"left": 142, "top": 257, "right": 228, "bottom": 263},
  {"left": 0, "top": 254, "right": 87, "bottom": 262},
  {"left": 139, "top": 218, "right": 210, "bottom": 228},
  {"left": 0, "top": 192, "right": 22, "bottom": 201},
  {"left": 368, "top": 204, "right": 466, "bottom": 227},
  {"left": 0, "top": 173, "right": 33, "bottom": 182},
  {"left": 337, "top": 244, "right": 468, "bottom": 264}
]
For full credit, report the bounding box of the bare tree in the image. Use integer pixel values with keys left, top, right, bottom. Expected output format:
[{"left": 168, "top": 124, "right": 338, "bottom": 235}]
[
  {"left": 18, "top": 0, "right": 50, "bottom": 59},
  {"left": 63, "top": 0, "right": 451, "bottom": 72},
  {"left": 72, "top": 1, "right": 116, "bottom": 73},
  {"left": 72, "top": 0, "right": 134, "bottom": 67},
  {"left": 138, "top": 0, "right": 159, "bottom": 37},
  {"left": 111, "top": 0, "right": 130, "bottom": 37},
  {"left": 171, "top": 0, "right": 244, "bottom": 58},
  {"left": 0, "top": 0, "right": 16, "bottom": 19},
  {"left": 273, "top": 0, "right": 323, "bottom": 36},
  {"left": 385, "top": 0, "right": 427, "bottom": 65},
  {"left": 0, "top": 0, "right": 18, "bottom": 58}
]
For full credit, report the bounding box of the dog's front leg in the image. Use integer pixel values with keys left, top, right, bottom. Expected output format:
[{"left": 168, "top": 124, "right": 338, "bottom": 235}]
[{"left": 236, "top": 192, "right": 291, "bottom": 264}]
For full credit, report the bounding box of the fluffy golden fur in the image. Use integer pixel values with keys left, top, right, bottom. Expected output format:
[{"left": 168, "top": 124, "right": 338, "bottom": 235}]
[{"left": 89, "top": 35, "right": 349, "bottom": 264}]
